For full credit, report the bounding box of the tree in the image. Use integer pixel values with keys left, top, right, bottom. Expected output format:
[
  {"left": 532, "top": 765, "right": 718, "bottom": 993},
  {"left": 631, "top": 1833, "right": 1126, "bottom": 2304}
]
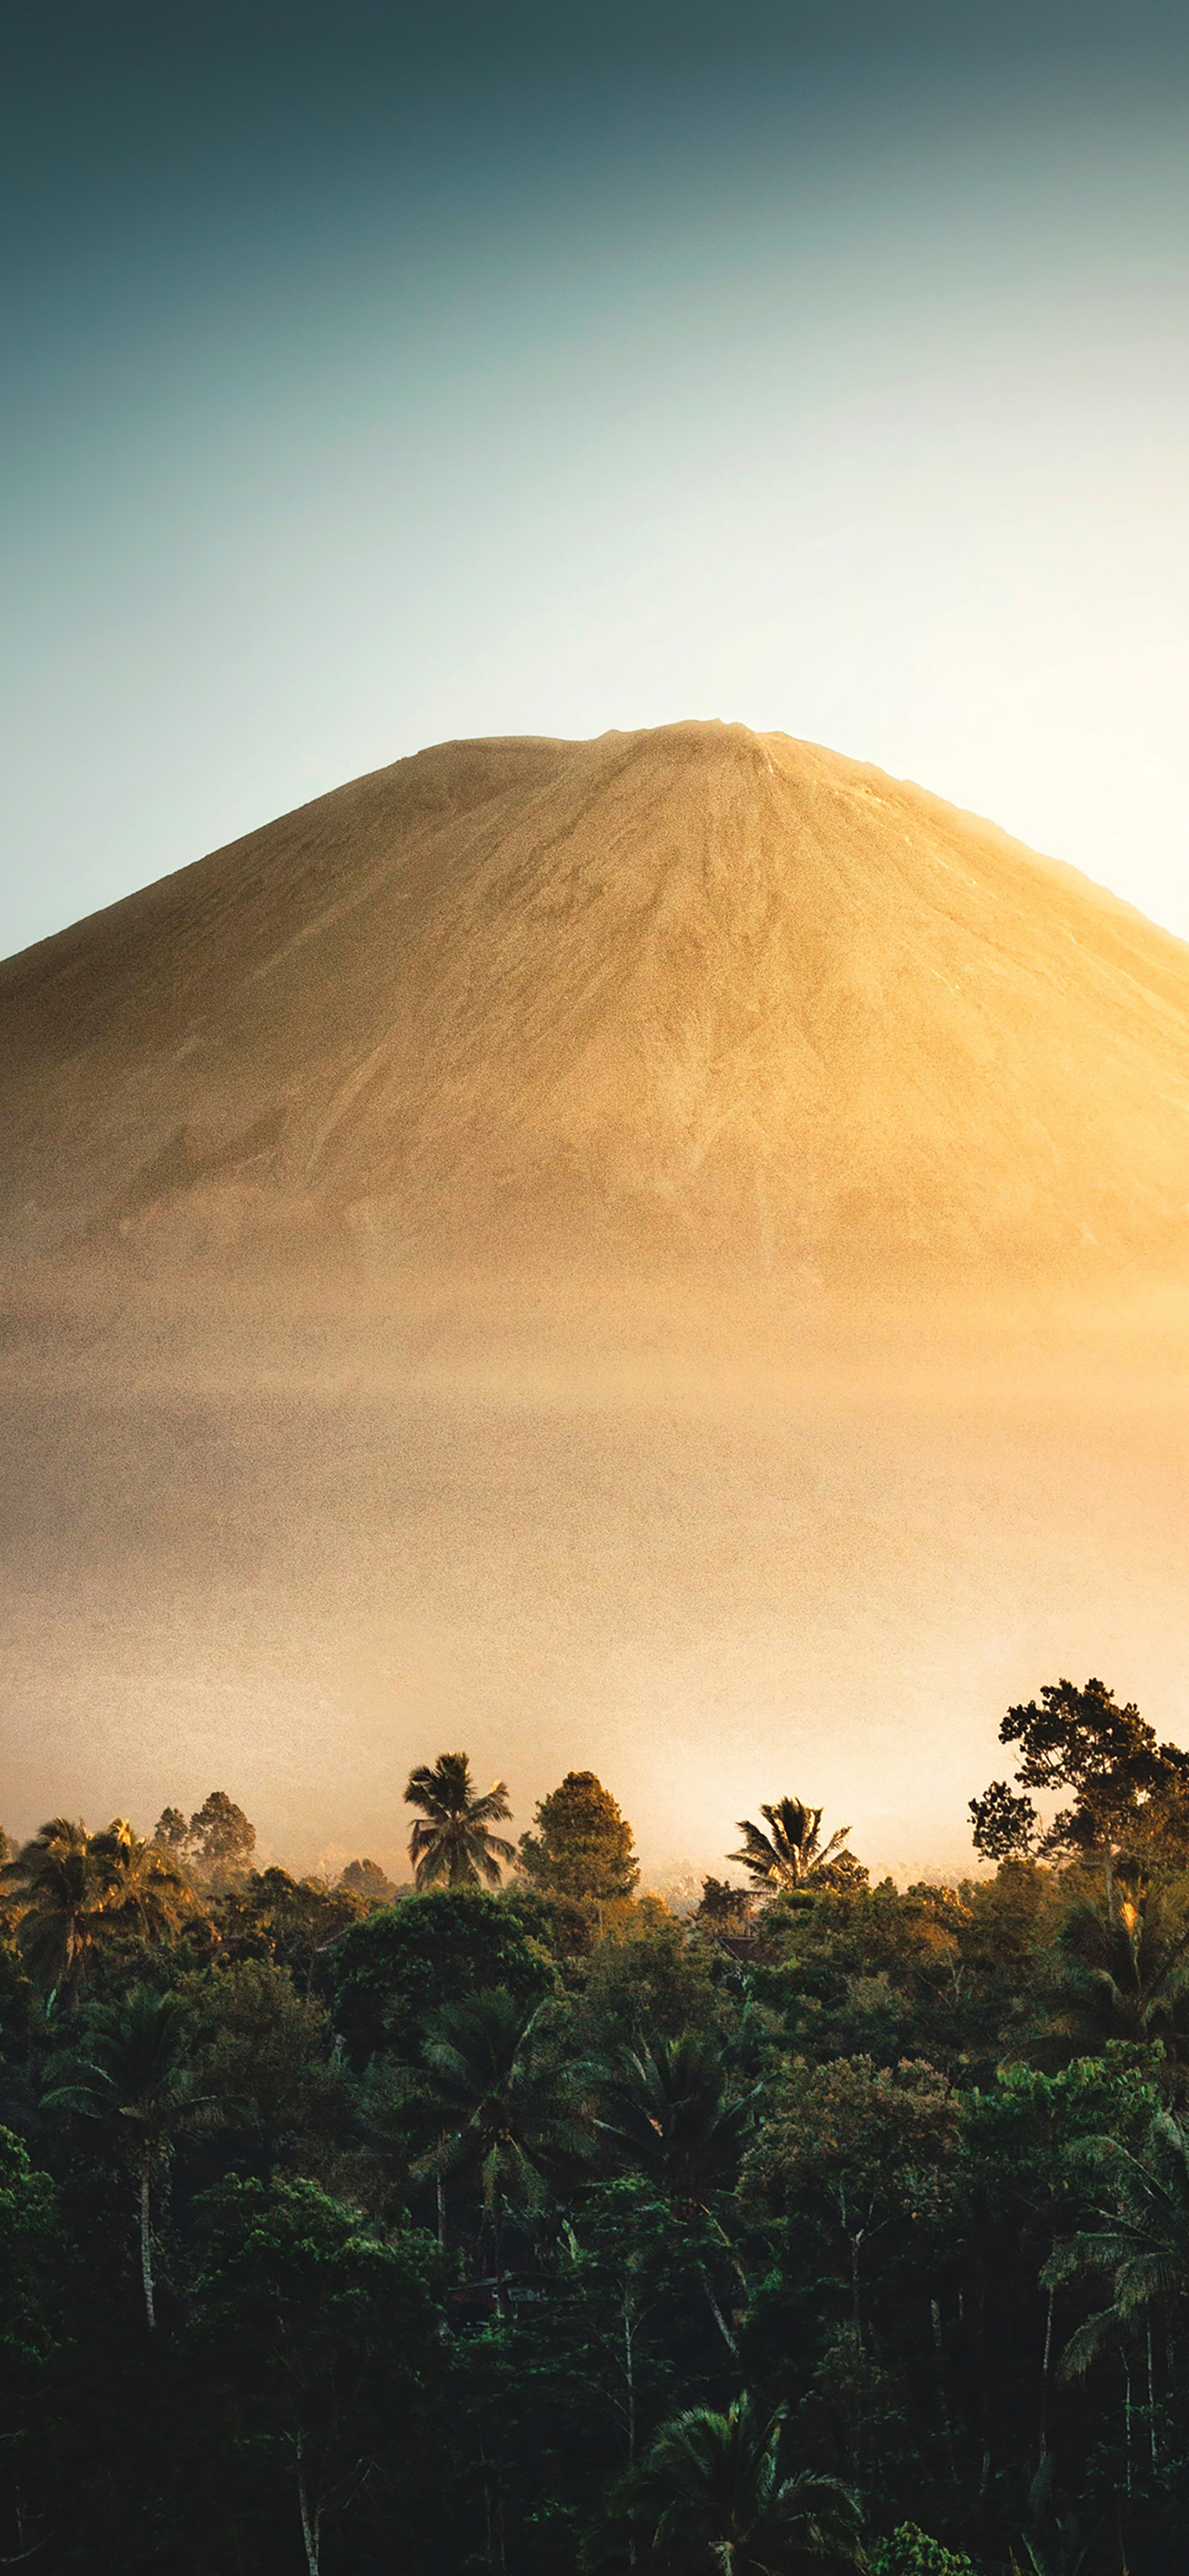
[
  {"left": 742, "top": 2056, "right": 959, "bottom": 2346},
  {"left": 1044, "top": 2107, "right": 1189, "bottom": 2377},
  {"left": 185, "top": 1958, "right": 351, "bottom": 2172},
  {"left": 329, "top": 1887, "right": 556, "bottom": 2068},
  {"left": 696, "top": 1878, "right": 756, "bottom": 1937},
  {"left": 604, "top": 2391, "right": 864, "bottom": 2573},
  {"left": 593, "top": 2030, "right": 760, "bottom": 2208},
  {"left": 404, "top": 1751, "right": 515, "bottom": 1889},
  {"left": 90, "top": 1817, "right": 192, "bottom": 1945},
  {"left": 869, "top": 2531, "right": 977, "bottom": 2575},
  {"left": 728, "top": 1799, "right": 865, "bottom": 1897},
  {"left": 420, "top": 1986, "right": 585, "bottom": 2310},
  {"left": 187, "top": 1789, "right": 256, "bottom": 1890},
  {"left": 1040, "top": 1878, "right": 1189, "bottom": 2063},
  {"left": 969, "top": 1679, "right": 1189, "bottom": 1875},
  {"left": 189, "top": 2175, "right": 444, "bottom": 2576},
  {"left": 214, "top": 1866, "right": 365, "bottom": 1987},
  {"left": 2, "top": 1818, "right": 109, "bottom": 2001},
  {"left": 519, "top": 1770, "right": 640, "bottom": 1905},
  {"left": 0, "top": 2128, "right": 64, "bottom": 2567},
  {"left": 154, "top": 1806, "right": 188, "bottom": 1852},
  {"left": 967, "top": 1782, "right": 1040, "bottom": 1865},
  {"left": 340, "top": 1856, "right": 396, "bottom": 1904},
  {"left": 44, "top": 1983, "right": 216, "bottom": 2328}
]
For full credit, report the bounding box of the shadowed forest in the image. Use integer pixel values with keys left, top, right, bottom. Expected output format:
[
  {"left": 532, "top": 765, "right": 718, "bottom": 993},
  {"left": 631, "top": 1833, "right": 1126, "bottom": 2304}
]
[{"left": 5, "top": 1682, "right": 1189, "bottom": 2574}]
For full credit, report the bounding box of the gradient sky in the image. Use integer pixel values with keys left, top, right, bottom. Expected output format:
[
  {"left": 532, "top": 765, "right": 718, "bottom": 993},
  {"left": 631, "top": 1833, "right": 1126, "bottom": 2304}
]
[{"left": 2, "top": 0, "right": 1188, "bottom": 961}]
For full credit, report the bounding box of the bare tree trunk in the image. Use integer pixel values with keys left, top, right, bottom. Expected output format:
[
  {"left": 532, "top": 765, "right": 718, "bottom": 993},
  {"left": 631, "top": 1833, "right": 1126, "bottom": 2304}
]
[
  {"left": 623, "top": 2289, "right": 637, "bottom": 2468},
  {"left": 1039, "top": 2271, "right": 1054, "bottom": 2465},
  {"left": 931, "top": 2294, "right": 955, "bottom": 2477},
  {"left": 493, "top": 2195, "right": 509, "bottom": 2320},
  {"left": 623, "top": 2288, "right": 637, "bottom": 2568},
  {"left": 436, "top": 2162, "right": 446, "bottom": 2253},
  {"left": 1123, "top": 2352, "right": 1133, "bottom": 2497},
  {"left": 1147, "top": 2315, "right": 1158, "bottom": 2468},
  {"left": 139, "top": 2162, "right": 156, "bottom": 2332},
  {"left": 296, "top": 2441, "right": 320, "bottom": 2576},
  {"left": 700, "top": 2270, "right": 738, "bottom": 2356}
]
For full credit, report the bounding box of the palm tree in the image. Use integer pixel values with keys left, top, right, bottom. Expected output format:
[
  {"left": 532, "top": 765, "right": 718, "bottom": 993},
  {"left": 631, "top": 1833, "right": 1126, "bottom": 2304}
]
[
  {"left": 45, "top": 1983, "right": 216, "bottom": 2329},
  {"left": 419, "top": 1986, "right": 585, "bottom": 2309},
  {"left": 594, "top": 2031, "right": 760, "bottom": 2209},
  {"left": 1044, "top": 2108, "right": 1189, "bottom": 2379},
  {"left": 604, "top": 2392, "right": 864, "bottom": 2573},
  {"left": 91, "top": 1818, "right": 192, "bottom": 1944},
  {"left": 1040, "top": 1881, "right": 1189, "bottom": 2064},
  {"left": 728, "top": 1799, "right": 859, "bottom": 1897},
  {"left": 2, "top": 1818, "right": 109, "bottom": 2001},
  {"left": 404, "top": 1751, "right": 515, "bottom": 1889}
]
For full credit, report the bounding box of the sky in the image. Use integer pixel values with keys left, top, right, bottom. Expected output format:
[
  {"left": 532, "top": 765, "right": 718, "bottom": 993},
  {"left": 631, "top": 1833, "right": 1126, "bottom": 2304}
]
[{"left": 2, "top": 0, "right": 1188, "bottom": 962}]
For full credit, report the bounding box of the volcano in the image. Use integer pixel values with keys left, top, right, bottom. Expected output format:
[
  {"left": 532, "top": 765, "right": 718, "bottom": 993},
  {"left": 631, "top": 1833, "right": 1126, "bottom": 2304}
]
[
  {"left": 4, "top": 719, "right": 1189, "bottom": 1280},
  {"left": 5, "top": 722, "right": 1189, "bottom": 1879}
]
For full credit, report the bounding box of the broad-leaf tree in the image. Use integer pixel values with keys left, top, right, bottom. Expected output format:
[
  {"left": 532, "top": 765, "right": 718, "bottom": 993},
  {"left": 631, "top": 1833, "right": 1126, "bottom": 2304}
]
[
  {"left": 969, "top": 1678, "right": 1189, "bottom": 1877},
  {"left": 519, "top": 1770, "right": 640, "bottom": 1905},
  {"left": 189, "top": 2174, "right": 444, "bottom": 2576}
]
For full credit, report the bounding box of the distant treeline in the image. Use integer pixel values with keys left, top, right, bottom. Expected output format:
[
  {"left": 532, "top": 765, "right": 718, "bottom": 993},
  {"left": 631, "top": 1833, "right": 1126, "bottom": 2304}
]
[{"left": 3, "top": 1682, "right": 1189, "bottom": 2574}]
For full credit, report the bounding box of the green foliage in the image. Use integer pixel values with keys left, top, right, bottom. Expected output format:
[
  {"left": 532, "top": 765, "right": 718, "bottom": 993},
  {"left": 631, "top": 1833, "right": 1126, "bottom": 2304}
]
[
  {"left": 869, "top": 2526, "right": 978, "bottom": 2574},
  {"left": 329, "top": 1885, "right": 556, "bottom": 2067},
  {"left": 592, "top": 2029, "right": 759, "bottom": 2204},
  {"left": 601, "top": 2390, "right": 865, "bottom": 2572},
  {"left": 405, "top": 1750, "right": 515, "bottom": 1889},
  {"left": 571, "top": 1899, "right": 721, "bottom": 2050},
  {"left": 189, "top": 2173, "right": 446, "bottom": 2564},
  {"left": 182, "top": 1955, "right": 353, "bottom": 2172},
  {"left": 12, "top": 1724, "right": 1189, "bottom": 2569},
  {"left": 519, "top": 1770, "right": 640, "bottom": 1905},
  {"left": 972, "top": 1675, "right": 1189, "bottom": 1868},
  {"left": 729, "top": 1796, "right": 867, "bottom": 1896},
  {"left": 213, "top": 1864, "right": 366, "bottom": 1982},
  {"left": 0, "top": 2124, "right": 61, "bottom": 2379}
]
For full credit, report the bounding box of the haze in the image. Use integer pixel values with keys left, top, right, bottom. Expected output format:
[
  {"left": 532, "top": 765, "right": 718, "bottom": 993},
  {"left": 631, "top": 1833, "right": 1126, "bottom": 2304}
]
[{"left": 4, "top": 722, "right": 1189, "bottom": 1882}]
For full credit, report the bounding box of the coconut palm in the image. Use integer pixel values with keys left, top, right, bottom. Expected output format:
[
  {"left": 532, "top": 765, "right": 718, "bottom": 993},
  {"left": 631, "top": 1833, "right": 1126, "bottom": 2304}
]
[
  {"left": 419, "top": 1986, "right": 585, "bottom": 2308},
  {"left": 2, "top": 1818, "right": 110, "bottom": 2001},
  {"left": 92, "top": 1818, "right": 192, "bottom": 1944},
  {"left": 728, "top": 1799, "right": 859, "bottom": 1897},
  {"left": 404, "top": 1750, "right": 515, "bottom": 1889},
  {"left": 1044, "top": 2107, "right": 1189, "bottom": 2378},
  {"left": 1040, "top": 1880, "right": 1189, "bottom": 2064},
  {"left": 45, "top": 1983, "right": 216, "bottom": 2329},
  {"left": 593, "top": 2031, "right": 760, "bottom": 2208},
  {"left": 606, "top": 2391, "right": 864, "bottom": 2573}
]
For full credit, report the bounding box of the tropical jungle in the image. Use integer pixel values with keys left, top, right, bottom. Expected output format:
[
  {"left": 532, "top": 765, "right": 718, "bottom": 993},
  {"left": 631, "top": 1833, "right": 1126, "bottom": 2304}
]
[{"left": 4, "top": 1679, "right": 1189, "bottom": 2574}]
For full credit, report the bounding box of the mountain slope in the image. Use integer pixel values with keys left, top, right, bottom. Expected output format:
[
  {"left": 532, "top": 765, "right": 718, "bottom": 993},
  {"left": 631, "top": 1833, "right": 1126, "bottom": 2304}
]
[{"left": 4, "top": 719, "right": 1189, "bottom": 1276}]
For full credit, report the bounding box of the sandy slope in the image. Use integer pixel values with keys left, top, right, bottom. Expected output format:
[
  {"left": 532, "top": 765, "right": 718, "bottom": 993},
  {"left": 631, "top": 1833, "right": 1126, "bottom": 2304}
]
[{"left": 4, "top": 721, "right": 1189, "bottom": 1277}]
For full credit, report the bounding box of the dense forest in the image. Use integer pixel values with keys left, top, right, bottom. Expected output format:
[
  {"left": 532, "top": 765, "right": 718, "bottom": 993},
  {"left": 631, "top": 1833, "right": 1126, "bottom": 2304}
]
[{"left": 4, "top": 1679, "right": 1189, "bottom": 2574}]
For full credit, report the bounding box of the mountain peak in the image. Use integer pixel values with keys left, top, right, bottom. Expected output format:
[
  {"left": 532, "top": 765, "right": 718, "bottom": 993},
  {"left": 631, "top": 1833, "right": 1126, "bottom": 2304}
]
[{"left": 4, "top": 722, "right": 1189, "bottom": 1282}]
